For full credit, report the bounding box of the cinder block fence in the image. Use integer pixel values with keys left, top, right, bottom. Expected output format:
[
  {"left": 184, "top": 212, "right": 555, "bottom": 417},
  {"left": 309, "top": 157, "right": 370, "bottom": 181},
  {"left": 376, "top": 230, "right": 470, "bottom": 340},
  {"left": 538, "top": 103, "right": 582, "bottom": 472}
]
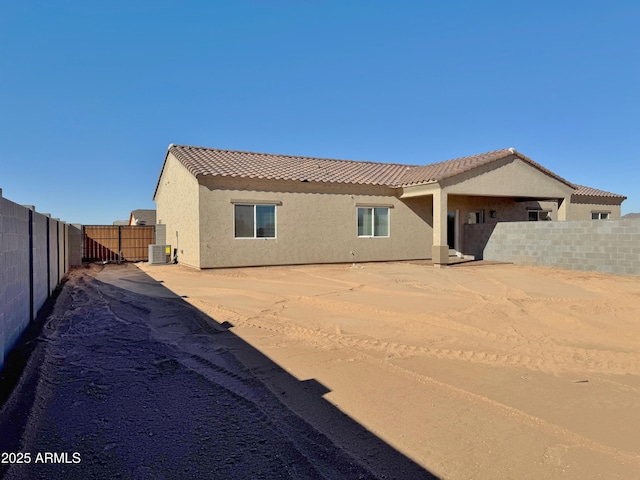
[
  {"left": 0, "top": 188, "right": 81, "bottom": 371},
  {"left": 483, "top": 219, "right": 640, "bottom": 276}
]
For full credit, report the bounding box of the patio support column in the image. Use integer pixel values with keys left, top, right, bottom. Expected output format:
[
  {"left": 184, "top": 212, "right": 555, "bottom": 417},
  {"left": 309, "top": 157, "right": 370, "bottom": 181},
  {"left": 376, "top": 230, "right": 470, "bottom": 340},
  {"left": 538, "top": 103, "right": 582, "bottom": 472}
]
[
  {"left": 432, "top": 188, "right": 449, "bottom": 266},
  {"left": 558, "top": 196, "right": 570, "bottom": 221}
]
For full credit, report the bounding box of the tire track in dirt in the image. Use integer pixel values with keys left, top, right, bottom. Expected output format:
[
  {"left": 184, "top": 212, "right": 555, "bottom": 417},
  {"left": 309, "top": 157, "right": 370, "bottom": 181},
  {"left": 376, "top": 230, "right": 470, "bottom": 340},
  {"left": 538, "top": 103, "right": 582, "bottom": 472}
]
[
  {"left": 138, "top": 262, "right": 640, "bottom": 478},
  {"left": 12, "top": 267, "right": 383, "bottom": 480},
  {"left": 366, "top": 355, "right": 640, "bottom": 470},
  {"left": 198, "top": 285, "right": 529, "bottom": 348},
  {"left": 192, "top": 286, "right": 640, "bottom": 376},
  {"left": 192, "top": 300, "right": 640, "bottom": 471},
  {"left": 199, "top": 271, "right": 596, "bottom": 353}
]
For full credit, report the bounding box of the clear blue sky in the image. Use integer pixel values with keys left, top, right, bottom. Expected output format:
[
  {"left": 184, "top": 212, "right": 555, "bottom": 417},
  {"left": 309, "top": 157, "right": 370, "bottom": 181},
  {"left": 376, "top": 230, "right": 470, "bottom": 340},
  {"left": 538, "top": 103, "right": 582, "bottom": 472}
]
[{"left": 1, "top": 1, "right": 638, "bottom": 224}]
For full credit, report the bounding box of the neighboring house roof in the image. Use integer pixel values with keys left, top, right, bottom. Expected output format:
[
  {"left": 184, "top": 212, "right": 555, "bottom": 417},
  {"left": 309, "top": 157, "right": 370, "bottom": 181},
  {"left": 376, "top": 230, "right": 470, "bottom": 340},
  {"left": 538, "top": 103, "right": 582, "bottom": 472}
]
[
  {"left": 572, "top": 185, "right": 627, "bottom": 200},
  {"left": 154, "top": 144, "right": 619, "bottom": 200},
  {"left": 129, "top": 209, "right": 156, "bottom": 225},
  {"left": 622, "top": 212, "right": 640, "bottom": 219},
  {"left": 113, "top": 220, "right": 128, "bottom": 226}
]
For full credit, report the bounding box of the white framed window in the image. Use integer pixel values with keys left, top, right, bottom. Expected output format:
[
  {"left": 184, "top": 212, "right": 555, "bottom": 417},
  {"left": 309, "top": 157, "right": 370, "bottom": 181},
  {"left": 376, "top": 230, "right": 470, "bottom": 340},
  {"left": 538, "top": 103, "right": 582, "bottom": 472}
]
[
  {"left": 234, "top": 204, "right": 276, "bottom": 238},
  {"left": 358, "top": 207, "right": 389, "bottom": 237},
  {"left": 591, "top": 211, "right": 610, "bottom": 220},
  {"left": 528, "top": 210, "right": 551, "bottom": 221}
]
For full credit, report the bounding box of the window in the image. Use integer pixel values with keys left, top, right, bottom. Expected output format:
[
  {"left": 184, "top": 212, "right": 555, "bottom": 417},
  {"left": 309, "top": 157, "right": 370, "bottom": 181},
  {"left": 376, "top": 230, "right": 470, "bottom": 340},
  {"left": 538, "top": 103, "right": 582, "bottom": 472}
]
[
  {"left": 358, "top": 207, "right": 389, "bottom": 237},
  {"left": 234, "top": 204, "right": 276, "bottom": 238},
  {"left": 592, "top": 212, "right": 610, "bottom": 220},
  {"left": 467, "top": 210, "right": 484, "bottom": 224},
  {"left": 528, "top": 210, "right": 551, "bottom": 221}
]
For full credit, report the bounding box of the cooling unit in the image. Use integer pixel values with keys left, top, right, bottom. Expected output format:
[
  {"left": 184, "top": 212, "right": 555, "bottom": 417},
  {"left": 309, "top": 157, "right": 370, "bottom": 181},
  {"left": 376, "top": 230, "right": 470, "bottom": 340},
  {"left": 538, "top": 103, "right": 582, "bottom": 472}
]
[{"left": 148, "top": 244, "right": 171, "bottom": 265}]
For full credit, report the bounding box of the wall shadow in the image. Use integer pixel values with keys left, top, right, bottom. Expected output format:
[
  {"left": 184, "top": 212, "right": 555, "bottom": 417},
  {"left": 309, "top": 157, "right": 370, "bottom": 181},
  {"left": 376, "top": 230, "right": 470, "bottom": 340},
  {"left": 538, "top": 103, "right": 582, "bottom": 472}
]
[
  {"left": 82, "top": 226, "right": 155, "bottom": 262},
  {"left": 82, "top": 236, "right": 122, "bottom": 262},
  {"left": 462, "top": 223, "right": 498, "bottom": 259},
  {"left": 0, "top": 264, "right": 439, "bottom": 479}
]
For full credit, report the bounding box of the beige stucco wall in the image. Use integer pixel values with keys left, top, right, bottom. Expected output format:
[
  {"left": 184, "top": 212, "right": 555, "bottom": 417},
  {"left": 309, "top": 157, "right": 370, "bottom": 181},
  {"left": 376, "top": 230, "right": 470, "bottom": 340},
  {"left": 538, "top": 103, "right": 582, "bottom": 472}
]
[
  {"left": 154, "top": 154, "right": 201, "bottom": 268},
  {"left": 568, "top": 196, "right": 623, "bottom": 220},
  {"left": 197, "top": 176, "right": 433, "bottom": 268},
  {"left": 442, "top": 156, "right": 576, "bottom": 199}
]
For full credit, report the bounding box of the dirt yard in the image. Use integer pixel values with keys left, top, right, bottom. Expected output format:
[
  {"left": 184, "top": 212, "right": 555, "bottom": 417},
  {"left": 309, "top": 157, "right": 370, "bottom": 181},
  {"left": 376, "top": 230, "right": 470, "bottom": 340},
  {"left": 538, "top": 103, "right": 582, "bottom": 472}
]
[
  {"left": 1, "top": 265, "right": 392, "bottom": 480},
  {"left": 136, "top": 260, "right": 640, "bottom": 480}
]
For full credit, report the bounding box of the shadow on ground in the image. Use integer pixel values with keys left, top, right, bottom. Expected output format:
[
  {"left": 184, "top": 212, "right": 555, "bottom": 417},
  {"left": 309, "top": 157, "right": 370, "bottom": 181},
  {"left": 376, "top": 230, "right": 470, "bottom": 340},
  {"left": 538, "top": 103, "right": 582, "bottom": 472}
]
[{"left": 0, "top": 264, "right": 437, "bottom": 479}]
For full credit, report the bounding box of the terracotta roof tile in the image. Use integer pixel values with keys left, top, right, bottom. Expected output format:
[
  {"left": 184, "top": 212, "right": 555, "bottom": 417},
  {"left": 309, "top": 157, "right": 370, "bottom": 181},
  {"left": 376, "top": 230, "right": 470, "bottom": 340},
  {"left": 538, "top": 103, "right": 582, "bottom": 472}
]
[
  {"left": 572, "top": 184, "right": 627, "bottom": 199},
  {"left": 161, "top": 145, "right": 620, "bottom": 200},
  {"left": 397, "top": 148, "right": 576, "bottom": 188},
  {"left": 397, "top": 149, "right": 514, "bottom": 186},
  {"left": 169, "top": 145, "right": 412, "bottom": 186}
]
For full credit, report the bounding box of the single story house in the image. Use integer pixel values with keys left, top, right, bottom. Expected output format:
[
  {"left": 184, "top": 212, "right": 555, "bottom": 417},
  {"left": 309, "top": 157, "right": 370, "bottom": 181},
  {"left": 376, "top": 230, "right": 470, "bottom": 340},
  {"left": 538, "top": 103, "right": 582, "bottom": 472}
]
[
  {"left": 129, "top": 209, "right": 156, "bottom": 226},
  {"left": 153, "top": 145, "right": 626, "bottom": 269}
]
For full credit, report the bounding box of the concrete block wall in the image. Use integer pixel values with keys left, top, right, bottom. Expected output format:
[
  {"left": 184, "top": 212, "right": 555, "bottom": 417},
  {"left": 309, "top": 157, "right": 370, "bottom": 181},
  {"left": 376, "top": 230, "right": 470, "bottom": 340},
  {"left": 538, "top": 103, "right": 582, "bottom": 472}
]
[
  {"left": 69, "top": 224, "right": 83, "bottom": 267},
  {"left": 49, "top": 219, "right": 59, "bottom": 293},
  {"left": 463, "top": 223, "right": 498, "bottom": 258},
  {"left": 483, "top": 219, "right": 640, "bottom": 276},
  {"left": 0, "top": 189, "right": 74, "bottom": 371},
  {"left": 32, "top": 210, "right": 50, "bottom": 322},
  {"left": 0, "top": 194, "right": 30, "bottom": 373},
  {"left": 155, "top": 223, "right": 166, "bottom": 245},
  {"left": 57, "top": 221, "right": 65, "bottom": 284}
]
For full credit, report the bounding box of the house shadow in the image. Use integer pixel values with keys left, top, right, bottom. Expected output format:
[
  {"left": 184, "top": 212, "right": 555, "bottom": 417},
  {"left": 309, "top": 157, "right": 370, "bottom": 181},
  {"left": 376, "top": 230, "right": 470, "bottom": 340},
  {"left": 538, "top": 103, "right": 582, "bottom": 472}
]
[{"left": 0, "top": 264, "right": 439, "bottom": 479}]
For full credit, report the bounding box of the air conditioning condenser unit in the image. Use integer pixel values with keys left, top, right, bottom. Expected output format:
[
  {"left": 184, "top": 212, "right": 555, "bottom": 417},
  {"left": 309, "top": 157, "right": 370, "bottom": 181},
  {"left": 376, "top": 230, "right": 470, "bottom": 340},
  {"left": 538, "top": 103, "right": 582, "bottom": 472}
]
[{"left": 148, "top": 244, "right": 171, "bottom": 265}]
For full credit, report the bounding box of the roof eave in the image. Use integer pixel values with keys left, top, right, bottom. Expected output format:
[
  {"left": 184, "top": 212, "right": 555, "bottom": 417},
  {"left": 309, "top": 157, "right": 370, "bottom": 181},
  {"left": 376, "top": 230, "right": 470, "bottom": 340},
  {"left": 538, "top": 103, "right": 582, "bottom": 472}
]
[
  {"left": 196, "top": 172, "right": 394, "bottom": 188},
  {"left": 152, "top": 144, "right": 176, "bottom": 201},
  {"left": 398, "top": 179, "right": 439, "bottom": 188}
]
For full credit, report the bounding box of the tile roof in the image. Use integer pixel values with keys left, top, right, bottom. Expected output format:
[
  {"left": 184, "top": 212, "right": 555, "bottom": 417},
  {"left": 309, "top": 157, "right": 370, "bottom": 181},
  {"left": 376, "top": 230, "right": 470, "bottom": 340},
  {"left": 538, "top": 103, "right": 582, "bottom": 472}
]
[
  {"left": 157, "top": 144, "right": 619, "bottom": 200},
  {"left": 572, "top": 185, "right": 627, "bottom": 199},
  {"left": 169, "top": 144, "right": 412, "bottom": 186},
  {"left": 396, "top": 148, "right": 574, "bottom": 188}
]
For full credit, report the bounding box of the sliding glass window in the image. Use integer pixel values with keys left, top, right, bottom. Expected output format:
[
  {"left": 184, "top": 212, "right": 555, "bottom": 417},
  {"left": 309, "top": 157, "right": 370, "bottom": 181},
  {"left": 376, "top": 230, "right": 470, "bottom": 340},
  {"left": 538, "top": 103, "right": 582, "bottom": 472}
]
[
  {"left": 234, "top": 204, "right": 276, "bottom": 238},
  {"left": 357, "top": 207, "right": 389, "bottom": 237}
]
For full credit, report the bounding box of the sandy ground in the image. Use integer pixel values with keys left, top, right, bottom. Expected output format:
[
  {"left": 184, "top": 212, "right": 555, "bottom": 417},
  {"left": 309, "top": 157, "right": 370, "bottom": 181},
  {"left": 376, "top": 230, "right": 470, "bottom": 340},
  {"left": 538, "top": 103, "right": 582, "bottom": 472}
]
[
  {"left": 2, "top": 261, "right": 639, "bottom": 479},
  {"left": 132, "top": 260, "right": 640, "bottom": 480},
  {"left": 0, "top": 265, "right": 393, "bottom": 479}
]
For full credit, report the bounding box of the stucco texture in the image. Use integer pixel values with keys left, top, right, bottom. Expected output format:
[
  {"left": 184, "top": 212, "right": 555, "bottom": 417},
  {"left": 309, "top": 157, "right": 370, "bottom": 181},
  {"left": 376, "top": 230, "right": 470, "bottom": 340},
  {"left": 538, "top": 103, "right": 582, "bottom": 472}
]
[
  {"left": 569, "top": 196, "right": 623, "bottom": 220},
  {"left": 155, "top": 154, "right": 201, "bottom": 268},
  {"left": 197, "top": 176, "right": 433, "bottom": 268}
]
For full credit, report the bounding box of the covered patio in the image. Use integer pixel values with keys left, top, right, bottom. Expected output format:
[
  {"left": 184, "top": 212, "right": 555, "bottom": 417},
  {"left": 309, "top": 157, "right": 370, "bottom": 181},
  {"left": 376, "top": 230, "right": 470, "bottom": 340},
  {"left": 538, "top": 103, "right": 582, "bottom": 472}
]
[{"left": 399, "top": 149, "right": 576, "bottom": 265}]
